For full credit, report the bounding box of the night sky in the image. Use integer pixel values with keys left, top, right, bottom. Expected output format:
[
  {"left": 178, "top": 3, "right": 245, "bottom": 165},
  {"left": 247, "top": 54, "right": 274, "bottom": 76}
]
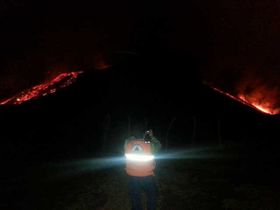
[
  {"left": 1, "top": 0, "right": 280, "bottom": 102},
  {"left": 0, "top": 0, "right": 280, "bottom": 149}
]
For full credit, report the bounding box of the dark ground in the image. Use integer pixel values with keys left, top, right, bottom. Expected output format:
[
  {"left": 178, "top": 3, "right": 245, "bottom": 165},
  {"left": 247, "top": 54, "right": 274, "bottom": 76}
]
[{"left": 1, "top": 145, "right": 280, "bottom": 210}]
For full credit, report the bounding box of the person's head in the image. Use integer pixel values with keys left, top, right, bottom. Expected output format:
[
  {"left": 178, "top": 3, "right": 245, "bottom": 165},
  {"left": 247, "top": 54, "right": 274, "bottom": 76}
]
[
  {"left": 144, "top": 129, "right": 153, "bottom": 142},
  {"left": 148, "top": 129, "right": 153, "bottom": 136}
]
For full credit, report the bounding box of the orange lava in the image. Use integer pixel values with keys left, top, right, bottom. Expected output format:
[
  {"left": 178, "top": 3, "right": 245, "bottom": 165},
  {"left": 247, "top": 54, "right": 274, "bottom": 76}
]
[{"left": 0, "top": 71, "right": 83, "bottom": 105}]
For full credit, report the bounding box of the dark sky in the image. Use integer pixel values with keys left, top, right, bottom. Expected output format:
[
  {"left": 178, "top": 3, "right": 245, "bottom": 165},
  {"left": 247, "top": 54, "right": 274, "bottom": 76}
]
[
  {"left": 1, "top": 2, "right": 280, "bottom": 75},
  {"left": 1, "top": 0, "right": 280, "bottom": 113}
]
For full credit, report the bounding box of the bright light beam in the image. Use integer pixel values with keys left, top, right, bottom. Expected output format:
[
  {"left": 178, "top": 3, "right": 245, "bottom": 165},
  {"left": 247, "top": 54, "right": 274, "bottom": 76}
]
[
  {"left": 49, "top": 146, "right": 233, "bottom": 178},
  {"left": 125, "top": 153, "right": 154, "bottom": 162}
]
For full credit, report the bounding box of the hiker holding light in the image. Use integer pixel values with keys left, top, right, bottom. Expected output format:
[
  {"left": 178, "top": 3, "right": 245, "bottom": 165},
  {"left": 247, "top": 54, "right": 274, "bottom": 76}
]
[{"left": 124, "top": 129, "right": 161, "bottom": 210}]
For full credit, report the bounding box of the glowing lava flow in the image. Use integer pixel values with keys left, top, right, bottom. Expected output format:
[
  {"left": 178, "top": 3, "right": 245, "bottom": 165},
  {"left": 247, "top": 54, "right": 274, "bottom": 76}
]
[
  {"left": 238, "top": 94, "right": 280, "bottom": 115},
  {"left": 0, "top": 71, "right": 83, "bottom": 105},
  {"left": 204, "top": 82, "right": 280, "bottom": 115}
]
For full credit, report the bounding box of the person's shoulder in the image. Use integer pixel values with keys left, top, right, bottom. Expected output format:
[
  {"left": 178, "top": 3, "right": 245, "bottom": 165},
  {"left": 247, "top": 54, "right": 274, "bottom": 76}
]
[{"left": 151, "top": 136, "right": 160, "bottom": 142}]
